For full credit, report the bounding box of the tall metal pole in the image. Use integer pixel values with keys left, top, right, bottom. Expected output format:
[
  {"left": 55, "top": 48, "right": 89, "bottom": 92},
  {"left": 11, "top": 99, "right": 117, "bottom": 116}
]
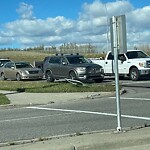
[{"left": 112, "top": 16, "right": 122, "bottom": 132}]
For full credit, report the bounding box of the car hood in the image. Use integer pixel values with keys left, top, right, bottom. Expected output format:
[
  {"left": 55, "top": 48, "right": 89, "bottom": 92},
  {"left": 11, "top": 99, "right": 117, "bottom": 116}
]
[
  {"left": 128, "top": 58, "right": 150, "bottom": 62},
  {"left": 18, "top": 68, "right": 41, "bottom": 71},
  {"left": 71, "top": 63, "right": 103, "bottom": 68}
]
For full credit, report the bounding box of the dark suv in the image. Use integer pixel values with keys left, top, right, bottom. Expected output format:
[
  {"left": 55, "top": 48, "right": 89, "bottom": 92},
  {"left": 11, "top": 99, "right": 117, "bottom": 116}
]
[{"left": 43, "top": 53, "right": 104, "bottom": 82}]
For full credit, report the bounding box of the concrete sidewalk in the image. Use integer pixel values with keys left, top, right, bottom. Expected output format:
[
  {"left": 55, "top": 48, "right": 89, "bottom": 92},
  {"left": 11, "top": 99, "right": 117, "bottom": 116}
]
[
  {"left": 0, "top": 90, "right": 150, "bottom": 150},
  {"left": 0, "top": 126, "right": 150, "bottom": 150},
  {"left": 0, "top": 90, "right": 115, "bottom": 106}
]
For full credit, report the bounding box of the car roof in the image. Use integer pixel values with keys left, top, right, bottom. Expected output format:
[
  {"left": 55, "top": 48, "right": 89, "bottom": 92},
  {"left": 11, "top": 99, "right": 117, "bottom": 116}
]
[
  {"left": 0, "top": 58, "right": 11, "bottom": 60},
  {"left": 48, "top": 53, "right": 83, "bottom": 58},
  {"left": 65, "top": 53, "right": 81, "bottom": 56},
  {"left": 108, "top": 49, "right": 143, "bottom": 53}
]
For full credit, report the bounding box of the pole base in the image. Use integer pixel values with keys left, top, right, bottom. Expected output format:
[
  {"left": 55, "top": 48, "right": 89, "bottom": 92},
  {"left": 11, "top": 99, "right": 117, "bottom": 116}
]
[{"left": 117, "top": 127, "right": 122, "bottom": 132}]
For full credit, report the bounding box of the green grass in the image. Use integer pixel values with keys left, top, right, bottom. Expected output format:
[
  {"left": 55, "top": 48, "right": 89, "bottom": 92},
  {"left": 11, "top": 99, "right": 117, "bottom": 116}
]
[
  {"left": 0, "top": 94, "right": 10, "bottom": 105},
  {"left": 0, "top": 80, "right": 115, "bottom": 93},
  {"left": 0, "top": 80, "right": 116, "bottom": 105}
]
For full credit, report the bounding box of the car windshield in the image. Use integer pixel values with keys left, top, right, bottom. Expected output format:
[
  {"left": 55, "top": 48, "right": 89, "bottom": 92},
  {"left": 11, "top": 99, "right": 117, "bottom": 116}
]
[
  {"left": 15, "top": 62, "right": 33, "bottom": 68},
  {"left": 66, "top": 56, "right": 89, "bottom": 64},
  {"left": 126, "top": 51, "right": 149, "bottom": 59}
]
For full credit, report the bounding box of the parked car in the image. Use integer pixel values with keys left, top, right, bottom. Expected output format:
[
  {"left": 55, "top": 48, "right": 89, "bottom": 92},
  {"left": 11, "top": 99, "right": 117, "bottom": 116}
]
[
  {"left": 0, "top": 61, "right": 43, "bottom": 81},
  {"left": 41, "top": 53, "right": 104, "bottom": 83}
]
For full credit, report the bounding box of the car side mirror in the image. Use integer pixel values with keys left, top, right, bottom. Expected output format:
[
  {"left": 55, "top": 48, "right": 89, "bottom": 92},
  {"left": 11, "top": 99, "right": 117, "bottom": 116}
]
[
  {"left": 119, "top": 56, "right": 126, "bottom": 63},
  {"left": 11, "top": 66, "right": 15, "bottom": 69},
  {"left": 62, "top": 62, "right": 67, "bottom": 65}
]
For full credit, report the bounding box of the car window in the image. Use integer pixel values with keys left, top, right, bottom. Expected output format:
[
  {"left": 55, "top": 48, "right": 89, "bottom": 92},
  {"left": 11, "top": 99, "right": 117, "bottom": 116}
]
[
  {"left": 66, "top": 56, "right": 88, "bottom": 64},
  {"left": 16, "top": 62, "right": 32, "bottom": 68},
  {"left": 49, "top": 57, "right": 61, "bottom": 64},
  {"left": 62, "top": 57, "right": 68, "bottom": 64},
  {"left": 126, "top": 51, "right": 149, "bottom": 59},
  {"left": 107, "top": 53, "right": 114, "bottom": 60},
  {"left": 44, "top": 57, "right": 49, "bottom": 62},
  {"left": 5, "top": 62, "right": 15, "bottom": 68}
]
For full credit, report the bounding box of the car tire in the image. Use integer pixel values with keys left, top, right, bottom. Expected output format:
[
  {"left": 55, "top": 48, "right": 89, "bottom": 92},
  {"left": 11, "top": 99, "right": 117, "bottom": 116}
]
[
  {"left": 69, "top": 71, "right": 77, "bottom": 80},
  {"left": 45, "top": 71, "right": 54, "bottom": 82},
  {"left": 16, "top": 73, "right": 21, "bottom": 81},
  {"left": 1, "top": 73, "right": 6, "bottom": 80},
  {"left": 129, "top": 67, "right": 140, "bottom": 81}
]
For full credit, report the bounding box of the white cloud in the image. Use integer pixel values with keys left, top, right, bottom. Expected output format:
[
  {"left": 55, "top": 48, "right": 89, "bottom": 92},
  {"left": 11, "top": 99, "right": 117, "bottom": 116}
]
[
  {"left": 16, "top": 2, "right": 35, "bottom": 20},
  {"left": 127, "top": 6, "right": 150, "bottom": 30},
  {"left": 0, "top": 0, "right": 150, "bottom": 49}
]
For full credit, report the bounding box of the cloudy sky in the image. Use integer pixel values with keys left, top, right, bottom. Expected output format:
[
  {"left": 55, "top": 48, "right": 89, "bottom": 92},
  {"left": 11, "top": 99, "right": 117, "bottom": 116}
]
[{"left": 0, "top": 0, "right": 150, "bottom": 50}]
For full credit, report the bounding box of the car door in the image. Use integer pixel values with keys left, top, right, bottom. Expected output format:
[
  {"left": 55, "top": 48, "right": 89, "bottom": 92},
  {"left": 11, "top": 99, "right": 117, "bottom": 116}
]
[
  {"left": 48, "top": 56, "right": 62, "bottom": 78},
  {"left": 58, "top": 57, "right": 70, "bottom": 78},
  {"left": 4, "top": 62, "right": 16, "bottom": 79},
  {"left": 104, "top": 52, "right": 114, "bottom": 74},
  {"left": 51, "top": 56, "right": 69, "bottom": 78},
  {"left": 118, "top": 54, "right": 128, "bottom": 74}
]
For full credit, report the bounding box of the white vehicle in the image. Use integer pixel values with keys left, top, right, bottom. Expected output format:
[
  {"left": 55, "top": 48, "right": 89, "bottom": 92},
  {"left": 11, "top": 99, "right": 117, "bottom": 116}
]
[{"left": 91, "top": 50, "right": 150, "bottom": 81}]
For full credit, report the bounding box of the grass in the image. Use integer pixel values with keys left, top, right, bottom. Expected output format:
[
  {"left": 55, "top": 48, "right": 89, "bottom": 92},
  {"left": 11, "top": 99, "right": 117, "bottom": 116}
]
[
  {"left": 0, "top": 93, "right": 10, "bottom": 105},
  {"left": 0, "top": 80, "right": 116, "bottom": 105},
  {"left": 0, "top": 80, "right": 115, "bottom": 93}
]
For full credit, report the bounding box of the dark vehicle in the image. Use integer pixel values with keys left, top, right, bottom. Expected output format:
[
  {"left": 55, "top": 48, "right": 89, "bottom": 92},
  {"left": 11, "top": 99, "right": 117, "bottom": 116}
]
[
  {"left": 34, "top": 56, "right": 49, "bottom": 72},
  {"left": 43, "top": 53, "right": 104, "bottom": 82},
  {"left": 0, "top": 61, "right": 43, "bottom": 81}
]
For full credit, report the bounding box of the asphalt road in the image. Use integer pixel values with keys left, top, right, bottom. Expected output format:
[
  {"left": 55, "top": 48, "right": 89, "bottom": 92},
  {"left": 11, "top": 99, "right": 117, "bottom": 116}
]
[{"left": 0, "top": 79, "right": 150, "bottom": 143}]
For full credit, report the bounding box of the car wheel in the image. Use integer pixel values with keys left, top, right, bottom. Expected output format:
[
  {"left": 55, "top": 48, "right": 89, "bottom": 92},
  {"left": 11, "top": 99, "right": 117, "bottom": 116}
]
[
  {"left": 16, "top": 73, "right": 21, "bottom": 81},
  {"left": 129, "top": 67, "right": 140, "bottom": 81},
  {"left": 1, "top": 73, "right": 6, "bottom": 80},
  {"left": 45, "top": 71, "right": 54, "bottom": 82},
  {"left": 69, "top": 71, "right": 77, "bottom": 80}
]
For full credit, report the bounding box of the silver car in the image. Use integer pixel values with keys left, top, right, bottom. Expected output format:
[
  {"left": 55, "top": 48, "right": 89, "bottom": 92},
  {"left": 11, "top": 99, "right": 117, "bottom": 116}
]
[{"left": 0, "top": 61, "right": 43, "bottom": 81}]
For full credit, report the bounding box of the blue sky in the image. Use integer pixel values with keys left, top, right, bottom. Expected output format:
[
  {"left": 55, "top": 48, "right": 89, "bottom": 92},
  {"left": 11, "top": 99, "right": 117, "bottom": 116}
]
[{"left": 0, "top": 0, "right": 150, "bottom": 50}]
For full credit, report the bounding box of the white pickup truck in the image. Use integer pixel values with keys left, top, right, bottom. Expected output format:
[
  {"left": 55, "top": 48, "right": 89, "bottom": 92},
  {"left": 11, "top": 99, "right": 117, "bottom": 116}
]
[{"left": 91, "top": 50, "right": 150, "bottom": 81}]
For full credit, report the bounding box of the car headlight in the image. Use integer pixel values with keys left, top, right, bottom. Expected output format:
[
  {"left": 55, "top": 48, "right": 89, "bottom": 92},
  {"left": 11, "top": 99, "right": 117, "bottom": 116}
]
[
  {"left": 25, "top": 70, "right": 29, "bottom": 74},
  {"left": 76, "top": 67, "right": 86, "bottom": 71},
  {"left": 20, "top": 70, "right": 29, "bottom": 75},
  {"left": 139, "top": 62, "right": 146, "bottom": 67}
]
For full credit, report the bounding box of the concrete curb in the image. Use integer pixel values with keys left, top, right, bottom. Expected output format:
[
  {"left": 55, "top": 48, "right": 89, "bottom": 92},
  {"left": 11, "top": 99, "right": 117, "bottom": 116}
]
[
  {"left": 0, "top": 125, "right": 147, "bottom": 148},
  {"left": 0, "top": 130, "right": 114, "bottom": 147}
]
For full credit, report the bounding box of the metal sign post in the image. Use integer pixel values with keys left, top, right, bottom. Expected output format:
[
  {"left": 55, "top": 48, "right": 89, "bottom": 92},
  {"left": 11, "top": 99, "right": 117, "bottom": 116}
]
[
  {"left": 110, "top": 15, "right": 127, "bottom": 132},
  {"left": 112, "top": 16, "right": 122, "bottom": 132}
]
